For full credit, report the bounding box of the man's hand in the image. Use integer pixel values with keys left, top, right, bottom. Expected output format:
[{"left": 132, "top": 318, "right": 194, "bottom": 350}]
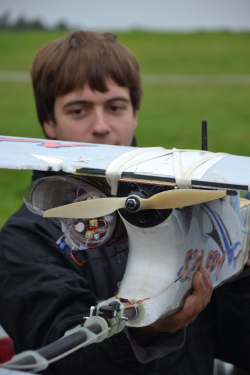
[{"left": 129, "top": 266, "right": 213, "bottom": 346}]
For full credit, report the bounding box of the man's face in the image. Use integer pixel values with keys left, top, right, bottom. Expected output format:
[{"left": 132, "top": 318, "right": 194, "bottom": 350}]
[{"left": 43, "top": 79, "right": 138, "bottom": 146}]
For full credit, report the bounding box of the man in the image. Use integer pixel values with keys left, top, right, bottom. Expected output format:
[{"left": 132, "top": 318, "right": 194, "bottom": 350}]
[{"left": 0, "top": 31, "right": 249, "bottom": 374}]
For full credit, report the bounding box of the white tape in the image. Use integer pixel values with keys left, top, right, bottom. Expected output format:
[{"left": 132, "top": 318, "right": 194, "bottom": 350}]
[
  {"left": 172, "top": 150, "right": 184, "bottom": 188},
  {"left": 106, "top": 147, "right": 174, "bottom": 195},
  {"left": 106, "top": 147, "right": 228, "bottom": 193},
  {"left": 192, "top": 154, "right": 229, "bottom": 180},
  {"left": 174, "top": 152, "right": 228, "bottom": 189}
]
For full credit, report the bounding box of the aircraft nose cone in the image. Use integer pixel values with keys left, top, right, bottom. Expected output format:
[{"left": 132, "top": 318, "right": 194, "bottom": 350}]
[{"left": 125, "top": 197, "right": 140, "bottom": 212}]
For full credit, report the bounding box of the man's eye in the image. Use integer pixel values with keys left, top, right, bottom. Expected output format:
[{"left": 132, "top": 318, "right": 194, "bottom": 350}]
[
  {"left": 71, "top": 108, "right": 85, "bottom": 116},
  {"left": 110, "top": 105, "right": 123, "bottom": 112}
]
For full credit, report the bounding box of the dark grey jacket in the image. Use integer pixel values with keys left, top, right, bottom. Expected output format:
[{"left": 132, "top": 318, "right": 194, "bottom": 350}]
[{"left": 0, "top": 171, "right": 249, "bottom": 374}]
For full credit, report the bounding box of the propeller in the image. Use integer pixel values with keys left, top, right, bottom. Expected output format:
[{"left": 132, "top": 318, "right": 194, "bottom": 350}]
[{"left": 43, "top": 189, "right": 226, "bottom": 219}]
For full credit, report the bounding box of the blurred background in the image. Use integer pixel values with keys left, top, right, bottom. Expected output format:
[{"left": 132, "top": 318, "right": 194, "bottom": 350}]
[
  {"left": 0, "top": 1, "right": 250, "bottom": 373},
  {"left": 0, "top": 0, "right": 249, "bottom": 228}
]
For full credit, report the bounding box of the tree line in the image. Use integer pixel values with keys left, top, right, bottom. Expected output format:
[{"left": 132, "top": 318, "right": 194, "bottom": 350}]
[{"left": 0, "top": 12, "right": 68, "bottom": 31}]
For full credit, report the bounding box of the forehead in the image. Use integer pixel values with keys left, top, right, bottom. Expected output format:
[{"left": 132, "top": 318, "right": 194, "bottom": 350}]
[{"left": 55, "top": 80, "right": 131, "bottom": 107}]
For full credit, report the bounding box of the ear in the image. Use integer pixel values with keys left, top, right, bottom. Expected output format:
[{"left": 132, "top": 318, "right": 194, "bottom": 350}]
[
  {"left": 133, "top": 111, "right": 138, "bottom": 131},
  {"left": 43, "top": 119, "right": 56, "bottom": 139}
]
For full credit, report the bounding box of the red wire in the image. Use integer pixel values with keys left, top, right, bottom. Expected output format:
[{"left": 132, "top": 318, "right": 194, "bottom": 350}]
[{"left": 70, "top": 247, "right": 128, "bottom": 266}]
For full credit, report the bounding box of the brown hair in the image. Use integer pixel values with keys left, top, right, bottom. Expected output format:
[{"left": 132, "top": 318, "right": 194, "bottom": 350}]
[{"left": 31, "top": 31, "right": 142, "bottom": 126}]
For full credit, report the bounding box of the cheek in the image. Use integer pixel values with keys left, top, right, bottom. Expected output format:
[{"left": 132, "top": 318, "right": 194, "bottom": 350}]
[
  {"left": 61, "top": 121, "right": 82, "bottom": 134},
  {"left": 54, "top": 123, "right": 85, "bottom": 141}
]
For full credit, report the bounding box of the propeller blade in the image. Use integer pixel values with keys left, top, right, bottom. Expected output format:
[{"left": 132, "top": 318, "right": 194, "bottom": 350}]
[
  {"left": 44, "top": 189, "right": 226, "bottom": 219},
  {"left": 43, "top": 196, "right": 127, "bottom": 219},
  {"left": 138, "top": 189, "right": 226, "bottom": 210}
]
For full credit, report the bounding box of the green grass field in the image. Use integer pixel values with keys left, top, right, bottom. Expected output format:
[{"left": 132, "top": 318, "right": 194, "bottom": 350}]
[{"left": 0, "top": 30, "right": 250, "bottom": 227}]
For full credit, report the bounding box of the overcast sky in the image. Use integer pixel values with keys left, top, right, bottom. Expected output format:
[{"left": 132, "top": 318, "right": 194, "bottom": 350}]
[{"left": 1, "top": 0, "right": 250, "bottom": 31}]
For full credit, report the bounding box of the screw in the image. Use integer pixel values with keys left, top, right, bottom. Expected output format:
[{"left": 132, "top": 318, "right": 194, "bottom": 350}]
[
  {"left": 153, "top": 213, "right": 160, "bottom": 221},
  {"left": 139, "top": 214, "right": 146, "bottom": 223},
  {"left": 126, "top": 198, "right": 137, "bottom": 209},
  {"left": 125, "top": 196, "right": 140, "bottom": 211},
  {"left": 129, "top": 183, "right": 137, "bottom": 191},
  {"left": 155, "top": 186, "right": 163, "bottom": 193}
]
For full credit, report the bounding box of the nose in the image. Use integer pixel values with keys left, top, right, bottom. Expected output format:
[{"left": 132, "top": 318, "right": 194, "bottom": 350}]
[{"left": 91, "top": 109, "right": 111, "bottom": 136}]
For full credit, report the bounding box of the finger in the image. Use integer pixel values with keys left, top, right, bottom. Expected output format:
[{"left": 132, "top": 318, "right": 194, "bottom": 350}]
[
  {"left": 179, "top": 295, "right": 199, "bottom": 327},
  {"left": 191, "top": 269, "right": 207, "bottom": 314},
  {"left": 175, "top": 268, "right": 213, "bottom": 328},
  {"left": 151, "top": 268, "right": 213, "bottom": 333},
  {"left": 180, "top": 285, "right": 212, "bottom": 329},
  {"left": 172, "top": 294, "right": 208, "bottom": 330},
  {"left": 176, "top": 268, "right": 212, "bottom": 328},
  {"left": 154, "top": 295, "right": 197, "bottom": 333},
  {"left": 199, "top": 267, "right": 213, "bottom": 307}
]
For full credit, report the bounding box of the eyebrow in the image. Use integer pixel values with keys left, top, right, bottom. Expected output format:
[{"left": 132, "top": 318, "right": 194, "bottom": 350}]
[{"left": 62, "top": 97, "right": 130, "bottom": 110}]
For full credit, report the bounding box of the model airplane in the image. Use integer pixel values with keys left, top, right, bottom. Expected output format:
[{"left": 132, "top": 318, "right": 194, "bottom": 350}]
[{"left": 1, "top": 134, "right": 250, "bottom": 330}]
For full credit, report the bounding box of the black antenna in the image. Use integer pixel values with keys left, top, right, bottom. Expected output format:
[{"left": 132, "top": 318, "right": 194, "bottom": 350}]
[{"left": 202, "top": 119, "right": 207, "bottom": 150}]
